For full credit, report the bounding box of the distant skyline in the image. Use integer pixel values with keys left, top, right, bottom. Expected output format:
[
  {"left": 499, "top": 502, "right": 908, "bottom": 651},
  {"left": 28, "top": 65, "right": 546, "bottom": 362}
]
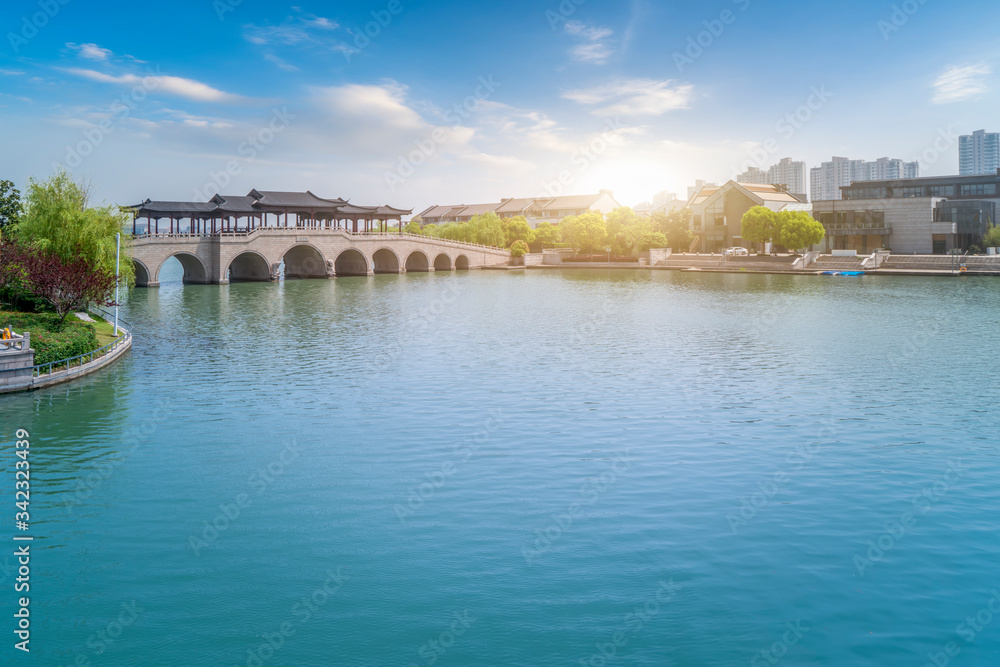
[{"left": 2, "top": 0, "right": 1000, "bottom": 212}]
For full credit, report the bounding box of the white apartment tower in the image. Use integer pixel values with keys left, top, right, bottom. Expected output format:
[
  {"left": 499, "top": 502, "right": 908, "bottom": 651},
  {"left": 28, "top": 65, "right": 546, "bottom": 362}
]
[
  {"left": 737, "top": 158, "right": 807, "bottom": 199},
  {"left": 959, "top": 130, "right": 1000, "bottom": 176},
  {"left": 810, "top": 157, "right": 919, "bottom": 201}
]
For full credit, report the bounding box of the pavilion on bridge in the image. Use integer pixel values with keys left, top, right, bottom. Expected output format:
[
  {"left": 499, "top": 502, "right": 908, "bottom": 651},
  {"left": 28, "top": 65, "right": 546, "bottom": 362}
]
[{"left": 129, "top": 190, "right": 412, "bottom": 236}]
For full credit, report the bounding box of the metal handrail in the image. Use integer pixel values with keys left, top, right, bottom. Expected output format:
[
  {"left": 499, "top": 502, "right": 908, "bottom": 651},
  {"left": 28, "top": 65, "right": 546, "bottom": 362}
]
[{"left": 0, "top": 309, "right": 132, "bottom": 377}]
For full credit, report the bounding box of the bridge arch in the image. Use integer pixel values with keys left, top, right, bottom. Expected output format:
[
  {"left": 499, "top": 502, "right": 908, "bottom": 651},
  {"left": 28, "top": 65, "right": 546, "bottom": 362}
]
[
  {"left": 455, "top": 255, "right": 470, "bottom": 270},
  {"left": 433, "top": 253, "right": 452, "bottom": 271},
  {"left": 373, "top": 248, "right": 401, "bottom": 274},
  {"left": 133, "top": 259, "right": 151, "bottom": 287},
  {"left": 334, "top": 249, "right": 370, "bottom": 277},
  {"left": 282, "top": 244, "right": 328, "bottom": 280},
  {"left": 405, "top": 250, "right": 429, "bottom": 273},
  {"left": 157, "top": 252, "right": 208, "bottom": 284},
  {"left": 228, "top": 250, "right": 271, "bottom": 282}
]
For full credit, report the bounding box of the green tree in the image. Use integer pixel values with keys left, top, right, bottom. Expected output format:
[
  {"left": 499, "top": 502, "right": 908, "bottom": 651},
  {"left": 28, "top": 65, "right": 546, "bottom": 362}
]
[
  {"left": 404, "top": 219, "right": 424, "bottom": 234},
  {"left": 531, "top": 221, "right": 560, "bottom": 250},
  {"left": 605, "top": 207, "right": 650, "bottom": 257},
  {"left": 509, "top": 240, "right": 529, "bottom": 257},
  {"left": 562, "top": 211, "right": 608, "bottom": 255},
  {"left": 502, "top": 216, "right": 534, "bottom": 246},
  {"left": 0, "top": 180, "right": 22, "bottom": 230},
  {"left": 16, "top": 170, "right": 135, "bottom": 287},
  {"left": 468, "top": 212, "right": 505, "bottom": 247},
  {"left": 639, "top": 231, "right": 669, "bottom": 251},
  {"left": 984, "top": 224, "right": 1000, "bottom": 249},
  {"left": 776, "top": 211, "right": 825, "bottom": 252},
  {"left": 652, "top": 208, "right": 693, "bottom": 251},
  {"left": 740, "top": 206, "right": 778, "bottom": 251}
]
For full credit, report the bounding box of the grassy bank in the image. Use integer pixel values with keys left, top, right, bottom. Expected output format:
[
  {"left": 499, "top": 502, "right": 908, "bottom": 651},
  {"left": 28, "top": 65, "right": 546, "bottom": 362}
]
[{"left": 1, "top": 311, "right": 106, "bottom": 366}]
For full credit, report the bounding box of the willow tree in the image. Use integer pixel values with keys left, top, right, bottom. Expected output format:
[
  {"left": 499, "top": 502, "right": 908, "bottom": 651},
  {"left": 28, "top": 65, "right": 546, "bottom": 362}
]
[{"left": 16, "top": 170, "right": 135, "bottom": 288}]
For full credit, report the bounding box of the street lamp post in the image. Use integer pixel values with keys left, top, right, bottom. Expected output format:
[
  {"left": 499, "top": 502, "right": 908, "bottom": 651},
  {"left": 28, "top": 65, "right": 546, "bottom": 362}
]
[{"left": 114, "top": 232, "right": 121, "bottom": 335}]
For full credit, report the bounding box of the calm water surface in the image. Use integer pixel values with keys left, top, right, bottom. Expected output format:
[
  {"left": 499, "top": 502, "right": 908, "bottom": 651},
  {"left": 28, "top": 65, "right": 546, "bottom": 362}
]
[{"left": 2, "top": 268, "right": 1000, "bottom": 666}]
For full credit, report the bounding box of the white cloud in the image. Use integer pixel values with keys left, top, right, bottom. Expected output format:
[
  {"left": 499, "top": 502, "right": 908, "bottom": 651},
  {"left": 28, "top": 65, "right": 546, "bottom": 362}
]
[
  {"left": 565, "top": 21, "right": 614, "bottom": 64},
  {"left": 264, "top": 53, "right": 299, "bottom": 72},
  {"left": 0, "top": 68, "right": 25, "bottom": 76},
  {"left": 62, "top": 68, "right": 248, "bottom": 104},
  {"left": 314, "top": 81, "right": 425, "bottom": 131},
  {"left": 563, "top": 79, "right": 694, "bottom": 116},
  {"left": 67, "top": 42, "right": 112, "bottom": 61},
  {"left": 243, "top": 10, "right": 352, "bottom": 68},
  {"left": 933, "top": 64, "right": 991, "bottom": 104}
]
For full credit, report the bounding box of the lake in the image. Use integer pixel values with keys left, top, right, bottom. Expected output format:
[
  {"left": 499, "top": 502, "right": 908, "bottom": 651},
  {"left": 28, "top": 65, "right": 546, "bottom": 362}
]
[{"left": 3, "top": 267, "right": 999, "bottom": 665}]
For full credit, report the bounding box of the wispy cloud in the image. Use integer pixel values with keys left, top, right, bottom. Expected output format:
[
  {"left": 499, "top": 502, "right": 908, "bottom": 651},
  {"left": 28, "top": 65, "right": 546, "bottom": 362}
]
[
  {"left": 565, "top": 21, "right": 614, "bottom": 64},
  {"left": 66, "top": 42, "right": 113, "bottom": 61},
  {"left": 243, "top": 10, "right": 354, "bottom": 68},
  {"left": 0, "top": 68, "right": 25, "bottom": 76},
  {"left": 933, "top": 64, "right": 991, "bottom": 104},
  {"left": 263, "top": 53, "right": 299, "bottom": 72},
  {"left": 62, "top": 68, "right": 249, "bottom": 104},
  {"left": 563, "top": 79, "right": 694, "bottom": 116}
]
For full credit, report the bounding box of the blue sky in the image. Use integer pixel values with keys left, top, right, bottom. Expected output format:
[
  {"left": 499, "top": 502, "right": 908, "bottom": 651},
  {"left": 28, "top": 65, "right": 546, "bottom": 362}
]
[{"left": 2, "top": 0, "right": 1000, "bottom": 211}]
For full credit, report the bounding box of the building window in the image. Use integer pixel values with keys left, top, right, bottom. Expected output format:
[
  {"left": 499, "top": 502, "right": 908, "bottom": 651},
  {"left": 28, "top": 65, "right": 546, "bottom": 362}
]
[
  {"left": 961, "top": 183, "right": 997, "bottom": 196},
  {"left": 930, "top": 185, "right": 954, "bottom": 197},
  {"left": 693, "top": 215, "right": 702, "bottom": 229},
  {"left": 714, "top": 216, "right": 725, "bottom": 227},
  {"left": 900, "top": 187, "right": 924, "bottom": 198}
]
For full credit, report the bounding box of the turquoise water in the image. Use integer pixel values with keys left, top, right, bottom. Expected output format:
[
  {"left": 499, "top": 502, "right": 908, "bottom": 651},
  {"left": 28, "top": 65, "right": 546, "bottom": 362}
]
[{"left": 3, "top": 268, "right": 1000, "bottom": 666}]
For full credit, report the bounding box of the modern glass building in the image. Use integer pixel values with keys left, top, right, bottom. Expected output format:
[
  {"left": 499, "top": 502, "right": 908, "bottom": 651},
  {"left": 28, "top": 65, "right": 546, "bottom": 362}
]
[{"left": 811, "top": 172, "right": 999, "bottom": 254}]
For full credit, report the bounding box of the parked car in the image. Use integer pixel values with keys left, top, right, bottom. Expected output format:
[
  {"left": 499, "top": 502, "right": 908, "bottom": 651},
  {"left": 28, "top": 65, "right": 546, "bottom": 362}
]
[{"left": 724, "top": 247, "right": 749, "bottom": 256}]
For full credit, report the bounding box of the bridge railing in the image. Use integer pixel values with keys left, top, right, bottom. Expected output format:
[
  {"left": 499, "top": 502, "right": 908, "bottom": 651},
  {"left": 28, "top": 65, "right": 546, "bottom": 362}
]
[{"left": 133, "top": 227, "right": 508, "bottom": 252}]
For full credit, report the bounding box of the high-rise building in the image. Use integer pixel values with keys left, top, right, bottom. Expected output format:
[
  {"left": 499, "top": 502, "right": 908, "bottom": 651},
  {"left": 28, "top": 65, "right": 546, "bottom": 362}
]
[
  {"left": 767, "top": 158, "right": 808, "bottom": 199},
  {"left": 737, "top": 159, "right": 807, "bottom": 199},
  {"left": 959, "top": 130, "right": 1000, "bottom": 175},
  {"left": 810, "top": 157, "right": 919, "bottom": 201}
]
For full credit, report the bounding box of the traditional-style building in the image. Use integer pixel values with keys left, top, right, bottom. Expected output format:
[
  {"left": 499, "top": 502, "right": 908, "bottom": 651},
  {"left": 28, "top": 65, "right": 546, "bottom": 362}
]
[
  {"left": 418, "top": 190, "right": 620, "bottom": 229},
  {"left": 129, "top": 190, "right": 411, "bottom": 235}
]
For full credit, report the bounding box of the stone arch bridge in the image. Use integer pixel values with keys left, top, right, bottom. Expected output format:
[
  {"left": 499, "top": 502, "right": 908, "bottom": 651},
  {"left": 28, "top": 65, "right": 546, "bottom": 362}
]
[{"left": 131, "top": 229, "right": 511, "bottom": 286}]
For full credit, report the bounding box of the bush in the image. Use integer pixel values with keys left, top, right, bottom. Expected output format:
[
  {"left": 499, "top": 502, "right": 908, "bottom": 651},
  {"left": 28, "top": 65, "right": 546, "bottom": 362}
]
[
  {"left": 509, "top": 240, "right": 529, "bottom": 257},
  {"left": 968, "top": 244, "right": 983, "bottom": 255},
  {"left": 0, "top": 311, "right": 99, "bottom": 366}
]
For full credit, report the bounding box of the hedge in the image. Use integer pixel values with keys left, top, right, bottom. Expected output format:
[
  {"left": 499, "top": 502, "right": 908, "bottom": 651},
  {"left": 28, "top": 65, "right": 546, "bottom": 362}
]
[{"left": 1, "top": 311, "right": 100, "bottom": 367}]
